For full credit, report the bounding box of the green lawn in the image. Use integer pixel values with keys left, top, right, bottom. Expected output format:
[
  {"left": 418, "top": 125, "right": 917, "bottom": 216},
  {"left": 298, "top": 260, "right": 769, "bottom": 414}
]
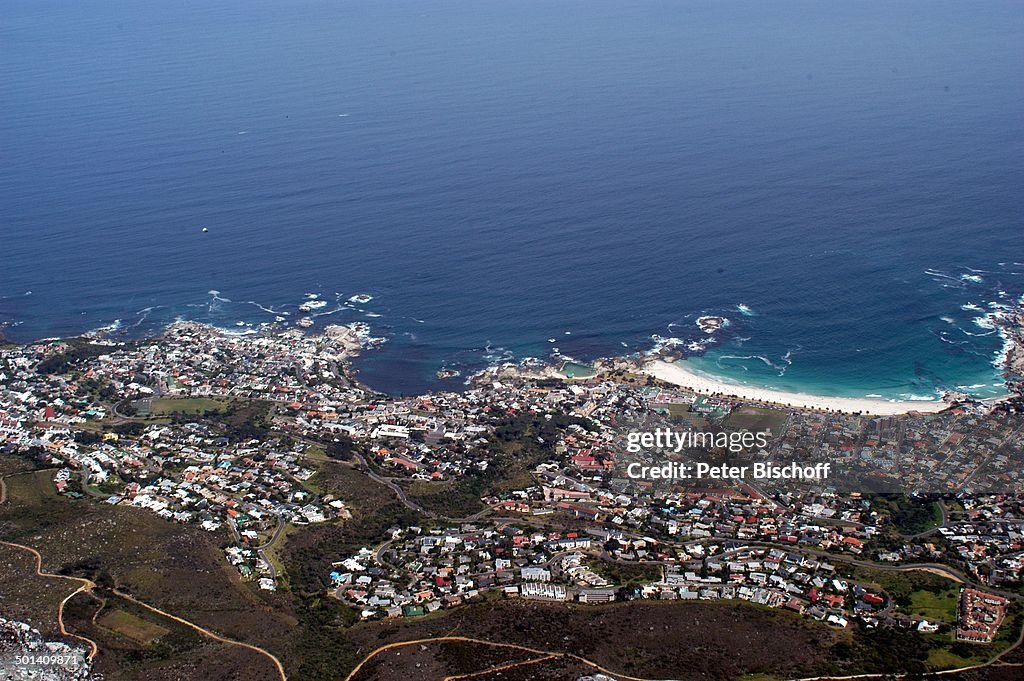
[
  {"left": 906, "top": 587, "right": 960, "bottom": 624},
  {"left": 98, "top": 608, "right": 170, "bottom": 645},
  {"left": 724, "top": 405, "right": 789, "bottom": 436},
  {"left": 586, "top": 558, "right": 662, "bottom": 587},
  {"left": 850, "top": 567, "right": 961, "bottom": 624}
]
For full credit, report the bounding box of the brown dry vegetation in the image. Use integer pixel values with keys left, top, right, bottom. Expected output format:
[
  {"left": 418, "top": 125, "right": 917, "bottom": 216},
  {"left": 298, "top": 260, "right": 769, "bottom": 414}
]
[
  {"left": 347, "top": 600, "right": 843, "bottom": 681},
  {"left": 307, "top": 460, "right": 393, "bottom": 514},
  {"left": 349, "top": 640, "right": 540, "bottom": 681},
  {"left": 464, "top": 656, "right": 598, "bottom": 681},
  {"left": 68, "top": 594, "right": 272, "bottom": 681},
  {"left": 937, "top": 667, "right": 1024, "bottom": 681},
  {"left": 0, "top": 455, "right": 35, "bottom": 479},
  {"left": 0, "top": 467, "right": 297, "bottom": 679},
  {"left": 0, "top": 543, "right": 70, "bottom": 636}
]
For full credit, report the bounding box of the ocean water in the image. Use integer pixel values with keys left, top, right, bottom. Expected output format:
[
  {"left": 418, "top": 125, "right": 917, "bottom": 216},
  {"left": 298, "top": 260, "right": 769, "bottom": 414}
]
[{"left": 2, "top": 0, "right": 1022, "bottom": 398}]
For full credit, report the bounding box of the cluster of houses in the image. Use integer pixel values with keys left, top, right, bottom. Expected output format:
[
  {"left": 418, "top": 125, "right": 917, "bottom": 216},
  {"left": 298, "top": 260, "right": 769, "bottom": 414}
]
[
  {"left": 0, "top": 339, "right": 352, "bottom": 593},
  {"left": 3, "top": 323, "right": 1024, "bottom": 643},
  {"left": 637, "top": 546, "right": 890, "bottom": 631},
  {"left": 775, "top": 404, "right": 1024, "bottom": 495},
  {"left": 326, "top": 522, "right": 949, "bottom": 634},
  {"left": 330, "top": 525, "right": 600, "bottom": 618},
  {"left": 956, "top": 588, "right": 1010, "bottom": 643},
  {"left": 498, "top": 465, "right": 882, "bottom": 563},
  {"left": 936, "top": 498, "right": 1024, "bottom": 587},
  {"left": 86, "top": 322, "right": 368, "bottom": 405}
]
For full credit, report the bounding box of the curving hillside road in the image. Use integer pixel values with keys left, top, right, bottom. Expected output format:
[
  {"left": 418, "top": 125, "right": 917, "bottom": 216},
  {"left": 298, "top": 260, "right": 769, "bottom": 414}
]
[
  {"left": 342, "top": 620, "right": 1024, "bottom": 681},
  {"left": 112, "top": 588, "right": 287, "bottom": 681},
  {"left": 0, "top": 540, "right": 99, "bottom": 660},
  {"left": 255, "top": 514, "right": 286, "bottom": 579},
  {"left": 351, "top": 452, "right": 432, "bottom": 516},
  {"left": 344, "top": 634, "right": 661, "bottom": 681},
  {"left": 1, "top": 475, "right": 286, "bottom": 681}
]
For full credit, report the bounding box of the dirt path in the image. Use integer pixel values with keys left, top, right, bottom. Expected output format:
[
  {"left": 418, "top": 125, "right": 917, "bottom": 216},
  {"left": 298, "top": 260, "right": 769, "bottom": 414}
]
[
  {"left": 349, "top": 624, "right": 1024, "bottom": 681},
  {"left": 443, "top": 653, "right": 558, "bottom": 680},
  {"left": 112, "top": 588, "right": 287, "bottom": 681},
  {"left": 0, "top": 524, "right": 286, "bottom": 681},
  {"left": 344, "top": 635, "right": 660, "bottom": 681},
  {"left": 789, "top": 663, "right": 1024, "bottom": 681},
  {"left": 0, "top": 540, "right": 98, "bottom": 660}
]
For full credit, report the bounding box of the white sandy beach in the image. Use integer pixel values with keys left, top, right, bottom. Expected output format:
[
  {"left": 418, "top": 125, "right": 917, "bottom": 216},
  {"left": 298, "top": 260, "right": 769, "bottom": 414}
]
[{"left": 643, "top": 359, "right": 950, "bottom": 415}]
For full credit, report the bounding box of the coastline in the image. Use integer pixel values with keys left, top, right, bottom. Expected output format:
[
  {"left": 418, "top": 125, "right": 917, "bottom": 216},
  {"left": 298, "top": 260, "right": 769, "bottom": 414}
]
[
  {"left": 642, "top": 359, "right": 952, "bottom": 416},
  {"left": 8, "top": 304, "right": 1021, "bottom": 411}
]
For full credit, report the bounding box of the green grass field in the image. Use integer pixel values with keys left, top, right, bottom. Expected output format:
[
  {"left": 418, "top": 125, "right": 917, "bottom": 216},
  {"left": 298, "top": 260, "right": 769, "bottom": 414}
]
[
  {"left": 924, "top": 642, "right": 987, "bottom": 670},
  {"left": 850, "top": 567, "right": 962, "bottom": 624},
  {"left": 4, "top": 469, "right": 59, "bottom": 502},
  {"left": 724, "top": 406, "right": 789, "bottom": 436},
  {"left": 149, "top": 397, "right": 231, "bottom": 416},
  {"left": 585, "top": 558, "right": 662, "bottom": 587},
  {"left": 905, "top": 586, "right": 961, "bottom": 624},
  {"left": 98, "top": 607, "right": 170, "bottom": 645}
]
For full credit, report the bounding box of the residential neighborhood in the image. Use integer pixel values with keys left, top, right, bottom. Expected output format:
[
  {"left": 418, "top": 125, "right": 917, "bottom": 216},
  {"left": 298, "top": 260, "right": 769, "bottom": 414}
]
[{"left": 1, "top": 322, "right": 1023, "bottom": 644}]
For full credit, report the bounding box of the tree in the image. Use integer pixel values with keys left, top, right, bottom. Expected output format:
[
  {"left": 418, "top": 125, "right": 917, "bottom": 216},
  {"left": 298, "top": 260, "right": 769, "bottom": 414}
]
[
  {"left": 326, "top": 437, "right": 355, "bottom": 461},
  {"left": 74, "top": 430, "right": 102, "bottom": 445}
]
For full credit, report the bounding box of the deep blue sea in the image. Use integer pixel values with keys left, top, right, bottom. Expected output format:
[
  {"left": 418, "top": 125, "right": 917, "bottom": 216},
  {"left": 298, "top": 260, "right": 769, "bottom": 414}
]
[{"left": 3, "top": 0, "right": 1023, "bottom": 398}]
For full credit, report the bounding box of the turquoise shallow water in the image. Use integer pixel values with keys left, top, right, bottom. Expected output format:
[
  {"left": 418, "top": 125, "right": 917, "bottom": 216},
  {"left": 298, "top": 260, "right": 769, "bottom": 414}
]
[{"left": 1, "top": 0, "right": 1022, "bottom": 398}]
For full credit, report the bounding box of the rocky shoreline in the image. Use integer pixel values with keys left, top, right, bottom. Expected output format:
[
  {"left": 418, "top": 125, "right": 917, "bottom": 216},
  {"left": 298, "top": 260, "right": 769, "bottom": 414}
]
[{"left": 997, "top": 305, "right": 1024, "bottom": 396}]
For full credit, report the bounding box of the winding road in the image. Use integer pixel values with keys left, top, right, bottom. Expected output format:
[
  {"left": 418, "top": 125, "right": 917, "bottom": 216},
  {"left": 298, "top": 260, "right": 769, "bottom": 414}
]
[
  {"left": 0, "top": 540, "right": 99, "bottom": 660},
  {"left": 256, "top": 514, "right": 287, "bottom": 579},
  {"left": 352, "top": 452, "right": 431, "bottom": 516},
  {"left": 0, "top": 474, "right": 287, "bottom": 681},
  {"left": 343, "top": 634, "right": 662, "bottom": 681},
  {"left": 112, "top": 588, "right": 287, "bottom": 681},
  {"left": 343, "top": 620, "right": 1024, "bottom": 681}
]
